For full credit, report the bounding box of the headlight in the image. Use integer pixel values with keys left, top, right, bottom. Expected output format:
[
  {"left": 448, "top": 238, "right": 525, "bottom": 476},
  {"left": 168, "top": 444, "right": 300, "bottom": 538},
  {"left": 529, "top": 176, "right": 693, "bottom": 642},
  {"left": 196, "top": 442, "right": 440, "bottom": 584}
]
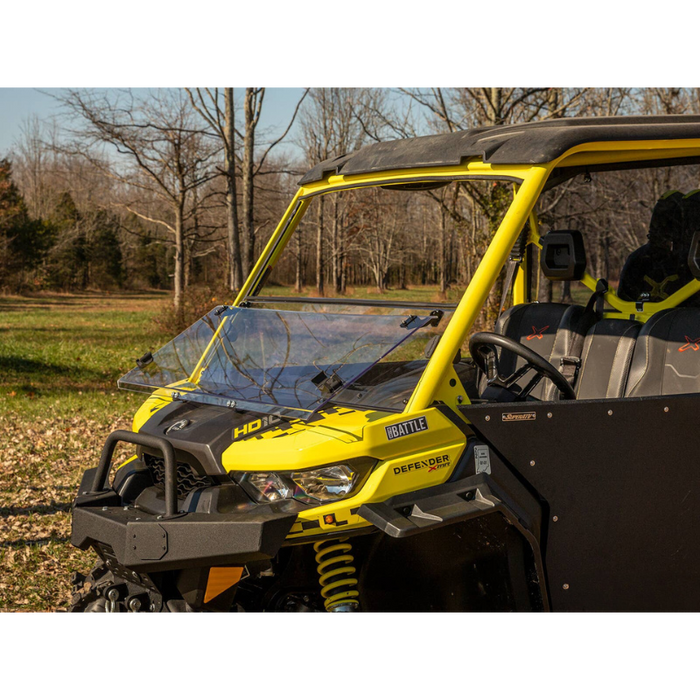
[
  {"left": 291, "top": 465, "right": 357, "bottom": 503},
  {"left": 234, "top": 459, "right": 375, "bottom": 504},
  {"left": 239, "top": 472, "right": 293, "bottom": 502}
]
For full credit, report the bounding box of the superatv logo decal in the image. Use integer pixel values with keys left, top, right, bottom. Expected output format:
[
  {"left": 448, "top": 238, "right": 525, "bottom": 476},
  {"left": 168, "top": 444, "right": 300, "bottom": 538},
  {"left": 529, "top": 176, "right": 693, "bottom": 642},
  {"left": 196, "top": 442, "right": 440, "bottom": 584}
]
[
  {"left": 526, "top": 325, "right": 549, "bottom": 340},
  {"left": 501, "top": 411, "right": 536, "bottom": 422},
  {"left": 385, "top": 416, "right": 428, "bottom": 440},
  {"left": 232, "top": 414, "right": 284, "bottom": 440},
  {"left": 394, "top": 454, "right": 450, "bottom": 475},
  {"left": 679, "top": 336, "right": 700, "bottom": 352}
]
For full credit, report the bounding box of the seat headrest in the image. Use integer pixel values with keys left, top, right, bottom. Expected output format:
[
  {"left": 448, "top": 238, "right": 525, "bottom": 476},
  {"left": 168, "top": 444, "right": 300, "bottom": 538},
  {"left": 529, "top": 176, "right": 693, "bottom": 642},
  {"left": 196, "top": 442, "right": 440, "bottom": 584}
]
[{"left": 648, "top": 190, "right": 683, "bottom": 251}]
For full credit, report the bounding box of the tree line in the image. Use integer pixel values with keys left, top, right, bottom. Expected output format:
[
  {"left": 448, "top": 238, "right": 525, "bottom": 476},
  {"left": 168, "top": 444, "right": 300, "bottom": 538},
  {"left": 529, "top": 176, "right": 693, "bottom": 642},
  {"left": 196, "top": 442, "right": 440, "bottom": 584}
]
[{"left": 2, "top": 87, "right": 700, "bottom": 323}]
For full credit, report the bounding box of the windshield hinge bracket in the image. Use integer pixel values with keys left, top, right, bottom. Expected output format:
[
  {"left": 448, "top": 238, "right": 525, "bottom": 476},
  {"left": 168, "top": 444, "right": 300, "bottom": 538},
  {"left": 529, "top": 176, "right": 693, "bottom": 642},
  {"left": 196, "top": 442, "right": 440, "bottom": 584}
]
[
  {"left": 311, "top": 370, "right": 344, "bottom": 395},
  {"left": 136, "top": 351, "right": 153, "bottom": 369}
]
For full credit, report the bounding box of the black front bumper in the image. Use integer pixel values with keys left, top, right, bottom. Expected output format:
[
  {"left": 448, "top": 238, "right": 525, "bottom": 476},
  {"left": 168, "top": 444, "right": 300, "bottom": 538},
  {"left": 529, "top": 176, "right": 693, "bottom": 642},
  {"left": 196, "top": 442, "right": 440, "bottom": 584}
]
[{"left": 72, "top": 498, "right": 298, "bottom": 573}]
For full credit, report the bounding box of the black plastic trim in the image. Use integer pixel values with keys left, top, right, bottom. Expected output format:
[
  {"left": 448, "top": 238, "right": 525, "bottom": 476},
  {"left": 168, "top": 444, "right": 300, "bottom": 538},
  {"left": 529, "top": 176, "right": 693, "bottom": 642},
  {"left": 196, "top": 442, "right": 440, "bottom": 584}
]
[
  {"left": 299, "top": 116, "right": 700, "bottom": 185},
  {"left": 242, "top": 295, "right": 458, "bottom": 311}
]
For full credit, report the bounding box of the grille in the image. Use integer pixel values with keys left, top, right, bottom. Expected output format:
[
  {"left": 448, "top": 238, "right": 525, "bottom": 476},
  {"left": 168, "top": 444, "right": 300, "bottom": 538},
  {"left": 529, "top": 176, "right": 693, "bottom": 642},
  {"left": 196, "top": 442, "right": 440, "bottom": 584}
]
[{"left": 143, "top": 453, "right": 212, "bottom": 500}]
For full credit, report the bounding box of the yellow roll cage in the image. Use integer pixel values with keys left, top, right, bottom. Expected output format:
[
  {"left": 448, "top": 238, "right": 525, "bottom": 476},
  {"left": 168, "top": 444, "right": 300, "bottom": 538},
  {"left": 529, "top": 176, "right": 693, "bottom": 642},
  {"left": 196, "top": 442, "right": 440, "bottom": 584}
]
[{"left": 230, "top": 138, "right": 700, "bottom": 415}]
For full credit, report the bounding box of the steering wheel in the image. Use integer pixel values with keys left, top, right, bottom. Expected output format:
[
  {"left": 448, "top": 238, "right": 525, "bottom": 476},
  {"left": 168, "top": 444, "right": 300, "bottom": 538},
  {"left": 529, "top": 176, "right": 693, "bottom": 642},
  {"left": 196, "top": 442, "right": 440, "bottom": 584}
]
[{"left": 469, "top": 331, "right": 576, "bottom": 401}]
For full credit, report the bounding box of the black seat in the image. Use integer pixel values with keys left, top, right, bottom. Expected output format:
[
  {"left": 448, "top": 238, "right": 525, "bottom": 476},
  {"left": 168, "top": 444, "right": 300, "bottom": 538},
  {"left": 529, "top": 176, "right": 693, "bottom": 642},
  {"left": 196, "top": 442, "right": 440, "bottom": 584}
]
[
  {"left": 481, "top": 307, "right": 645, "bottom": 402},
  {"left": 625, "top": 308, "right": 700, "bottom": 397},
  {"left": 575, "top": 319, "right": 641, "bottom": 399},
  {"left": 618, "top": 190, "right": 700, "bottom": 306},
  {"left": 483, "top": 302, "right": 591, "bottom": 400}
]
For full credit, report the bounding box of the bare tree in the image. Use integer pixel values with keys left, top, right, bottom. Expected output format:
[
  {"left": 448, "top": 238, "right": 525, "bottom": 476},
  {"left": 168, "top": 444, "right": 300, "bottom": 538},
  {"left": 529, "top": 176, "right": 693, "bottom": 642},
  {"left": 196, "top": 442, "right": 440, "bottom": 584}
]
[
  {"left": 354, "top": 189, "right": 400, "bottom": 292},
  {"left": 299, "top": 88, "right": 384, "bottom": 294},
  {"left": 241, "top": 88, "right": 309, "bottom": 275},
  {"left": 186, "top": 88, "right": 243, "bottom": 291},
  {"left": 54, "top": 88, "right": 220, "bottom": 315},
  {"left": 186, "top": 87, "right": 308, "bottom": 286}
]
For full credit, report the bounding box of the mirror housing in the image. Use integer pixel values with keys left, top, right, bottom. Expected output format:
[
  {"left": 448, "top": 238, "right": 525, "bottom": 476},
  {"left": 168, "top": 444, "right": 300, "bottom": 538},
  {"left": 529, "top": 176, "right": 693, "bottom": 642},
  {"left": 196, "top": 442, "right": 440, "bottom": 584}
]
[{"left": 540, "top": 230, "right": 587, "bottom": 281}]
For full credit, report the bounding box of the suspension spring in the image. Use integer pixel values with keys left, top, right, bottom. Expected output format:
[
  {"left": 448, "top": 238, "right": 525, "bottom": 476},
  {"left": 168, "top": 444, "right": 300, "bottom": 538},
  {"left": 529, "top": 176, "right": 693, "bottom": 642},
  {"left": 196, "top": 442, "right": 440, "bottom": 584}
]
[{"left": 313, "top": 538, "right": 360, "bottom": 612}]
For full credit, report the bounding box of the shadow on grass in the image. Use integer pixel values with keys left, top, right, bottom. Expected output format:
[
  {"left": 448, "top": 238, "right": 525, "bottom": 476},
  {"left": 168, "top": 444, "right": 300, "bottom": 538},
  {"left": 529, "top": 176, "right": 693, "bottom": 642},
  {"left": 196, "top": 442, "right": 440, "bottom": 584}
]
[
  {"left": 0, "top": 502, "right": 73, "bottom": 517},
  {"left": 0, "top": 327, "right": 118, "bottom": 334},
  {"left": 1, "top": 536, "right": 71, "bottom": 548},
  {"left": 22, "top": 485, "right": 74, "bottom": 492},
  {"left": 0, "top": 356, "right": 112, "bottom": 386},
  {"left": 0, "top": 291, "right": 169, "bottom": 310}
]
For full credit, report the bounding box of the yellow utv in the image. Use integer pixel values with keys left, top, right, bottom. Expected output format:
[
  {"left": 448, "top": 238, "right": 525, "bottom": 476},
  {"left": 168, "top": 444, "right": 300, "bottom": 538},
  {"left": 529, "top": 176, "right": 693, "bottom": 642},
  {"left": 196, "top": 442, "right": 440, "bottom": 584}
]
[{"left": 70, "top": 115, "right": 700, "bottom": 611}]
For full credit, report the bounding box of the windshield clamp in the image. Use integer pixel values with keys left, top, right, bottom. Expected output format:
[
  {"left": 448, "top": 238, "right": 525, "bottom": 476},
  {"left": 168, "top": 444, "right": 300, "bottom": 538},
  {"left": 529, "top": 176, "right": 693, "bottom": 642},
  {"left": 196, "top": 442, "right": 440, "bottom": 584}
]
[{"left": 429, "top": 310, "right": 444, "bottom": 326}]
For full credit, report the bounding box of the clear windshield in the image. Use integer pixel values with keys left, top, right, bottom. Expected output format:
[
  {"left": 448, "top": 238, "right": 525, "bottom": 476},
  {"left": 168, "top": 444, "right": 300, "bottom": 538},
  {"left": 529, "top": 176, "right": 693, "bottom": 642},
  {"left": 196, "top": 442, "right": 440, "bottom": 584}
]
[{"left": 119, "top": 307, "right": 434, "bottom": 419}]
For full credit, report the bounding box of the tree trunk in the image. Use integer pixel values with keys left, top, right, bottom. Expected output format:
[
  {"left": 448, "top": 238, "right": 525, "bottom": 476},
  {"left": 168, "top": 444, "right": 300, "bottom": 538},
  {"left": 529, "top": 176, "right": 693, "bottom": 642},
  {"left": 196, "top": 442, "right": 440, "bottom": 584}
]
[
  {"left": 439, "top": 206, "right": 447, "bottom": 293},
  {"left": 173, "top": 204, "right": 185, "bottom": 318},
  {"left": 242, "top": 88, "right": 256, "bottom": 277},
  {"left": 184, "top": 240, "right": 192, "bottom": 290},
  {"left": 340, "top": 248, "right": 347, "bottom": 294},
  {"left": 294, "top": 227, "right": 303, "bottom": 292},
  {"left": 561, "top": 280, "right": 573, "bottom": 303},
  {"left": 316, "top": 198, "right": 324, "bottom": 295},
  {"left": 603, "top": 232, "right": 611, "bottom": 280},
  {"left": 225, "top": 88, "right": 243, "bottom": 291},
  {"left": 487, "top": 87, "right": 503, "bottom": 125},
  {"left": 332, "top": 193, "right": 344, "bottom": 294},
  {"left": 540, "top": 271, "right": 553, "bottom": 303}
]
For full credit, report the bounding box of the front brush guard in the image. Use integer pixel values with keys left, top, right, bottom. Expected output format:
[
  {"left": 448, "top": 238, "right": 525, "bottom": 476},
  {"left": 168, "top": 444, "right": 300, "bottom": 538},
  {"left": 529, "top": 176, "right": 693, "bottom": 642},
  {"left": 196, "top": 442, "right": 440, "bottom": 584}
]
[
  {"left": 91, "top": 430, "right": 179, "bottom": 515},
  {"left": 71, "top": 430, "right": 298, "bottom": 573}
]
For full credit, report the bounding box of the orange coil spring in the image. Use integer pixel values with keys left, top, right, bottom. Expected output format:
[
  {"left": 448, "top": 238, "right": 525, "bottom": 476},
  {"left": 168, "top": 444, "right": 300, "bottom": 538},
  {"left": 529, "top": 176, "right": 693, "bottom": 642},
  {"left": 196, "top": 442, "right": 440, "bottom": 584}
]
[{"left": 313, "top": 538, "right": 360, "bottom": 611}]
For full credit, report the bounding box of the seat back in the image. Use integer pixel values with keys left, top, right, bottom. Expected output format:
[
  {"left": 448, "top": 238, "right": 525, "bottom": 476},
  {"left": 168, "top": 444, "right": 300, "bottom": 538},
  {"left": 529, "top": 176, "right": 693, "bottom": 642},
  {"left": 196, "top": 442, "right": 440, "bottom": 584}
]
[
  {"left": 618, "top": 190, "right": 700, "bottom": 306},
  {"left": 625, "top": 308, "right": 700, "bottom": 397},
  {"left": 575, "top": 319, "right": 641, "bottom": 399},
  {"left": 486, "top": 302, "right": 590, "bottom": 400}
]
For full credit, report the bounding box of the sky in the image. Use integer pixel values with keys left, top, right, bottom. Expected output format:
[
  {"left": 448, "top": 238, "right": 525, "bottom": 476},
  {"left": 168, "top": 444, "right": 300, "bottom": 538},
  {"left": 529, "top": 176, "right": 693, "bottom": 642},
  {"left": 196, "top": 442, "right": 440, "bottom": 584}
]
[{"left": 0, "top": 87, "right": 311, "bottom": 159}]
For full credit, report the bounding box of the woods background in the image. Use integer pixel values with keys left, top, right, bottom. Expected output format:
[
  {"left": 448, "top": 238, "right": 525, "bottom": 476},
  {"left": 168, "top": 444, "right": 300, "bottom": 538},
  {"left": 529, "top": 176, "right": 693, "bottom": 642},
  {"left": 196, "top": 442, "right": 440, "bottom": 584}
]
[{"left": 3, "top": 87, "right": 700, "bottom": 329}]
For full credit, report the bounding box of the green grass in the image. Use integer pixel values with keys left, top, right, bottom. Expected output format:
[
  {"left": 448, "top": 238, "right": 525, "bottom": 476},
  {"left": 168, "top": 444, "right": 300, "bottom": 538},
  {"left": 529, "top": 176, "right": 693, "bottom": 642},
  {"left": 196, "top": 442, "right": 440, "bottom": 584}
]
[
  {"left": 0, "top": 292, "right": 172, "bottom": 417},
  {"left": 264, "top": 283, "right": 466, "bottom": 306},
  {"left": 0, "top": 292, "right": 170, "bottom": 611}
]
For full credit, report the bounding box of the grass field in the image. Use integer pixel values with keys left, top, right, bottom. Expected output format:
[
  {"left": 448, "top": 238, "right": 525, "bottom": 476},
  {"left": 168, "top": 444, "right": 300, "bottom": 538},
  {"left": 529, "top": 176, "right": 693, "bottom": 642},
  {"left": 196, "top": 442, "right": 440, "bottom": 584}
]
[{"left": 0, "top": 292, "right": 170, "bottom": 611}]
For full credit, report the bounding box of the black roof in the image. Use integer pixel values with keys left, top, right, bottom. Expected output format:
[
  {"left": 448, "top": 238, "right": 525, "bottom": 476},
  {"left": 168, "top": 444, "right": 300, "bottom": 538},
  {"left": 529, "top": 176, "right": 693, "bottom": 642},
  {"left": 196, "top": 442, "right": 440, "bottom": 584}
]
[{"left": 298, "top": 115, "right": 700, "bottom": 185}]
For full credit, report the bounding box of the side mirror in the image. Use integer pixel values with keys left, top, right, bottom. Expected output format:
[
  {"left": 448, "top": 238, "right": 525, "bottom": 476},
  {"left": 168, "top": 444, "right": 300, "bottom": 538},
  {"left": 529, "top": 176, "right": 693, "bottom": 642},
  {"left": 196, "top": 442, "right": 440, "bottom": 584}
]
[{"left": 540, "top": 230, "right": 587, "bottom": 281}]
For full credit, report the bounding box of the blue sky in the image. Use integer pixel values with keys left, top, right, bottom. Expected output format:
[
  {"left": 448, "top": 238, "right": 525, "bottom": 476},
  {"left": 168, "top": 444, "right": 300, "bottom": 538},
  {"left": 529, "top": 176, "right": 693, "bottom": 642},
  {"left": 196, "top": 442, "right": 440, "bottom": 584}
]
[{"left": 0, "top": 87, "right": 311, "bottom": 158}]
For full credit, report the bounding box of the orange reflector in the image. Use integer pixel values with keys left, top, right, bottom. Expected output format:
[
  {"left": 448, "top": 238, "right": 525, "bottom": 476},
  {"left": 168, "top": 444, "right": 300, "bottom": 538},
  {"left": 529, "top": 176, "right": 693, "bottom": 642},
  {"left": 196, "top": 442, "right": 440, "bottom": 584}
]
[{"left": 204, "top": 566, "right": 244, "bottom": 603}]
